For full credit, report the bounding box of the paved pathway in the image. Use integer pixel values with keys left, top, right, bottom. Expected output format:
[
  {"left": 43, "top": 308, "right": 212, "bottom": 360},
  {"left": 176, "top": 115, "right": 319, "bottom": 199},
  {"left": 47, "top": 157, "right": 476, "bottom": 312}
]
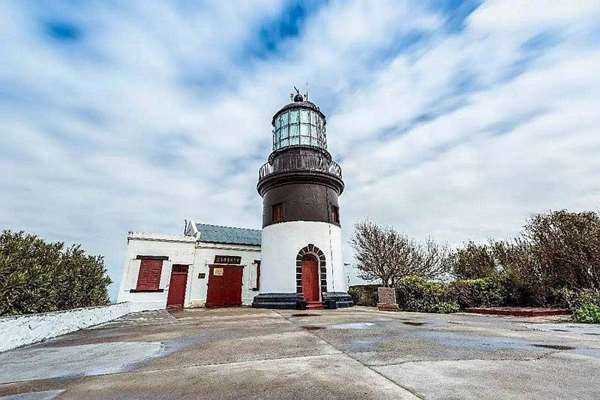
[{"left": 1, "top": 307, "right": 599, "bottom": 399}]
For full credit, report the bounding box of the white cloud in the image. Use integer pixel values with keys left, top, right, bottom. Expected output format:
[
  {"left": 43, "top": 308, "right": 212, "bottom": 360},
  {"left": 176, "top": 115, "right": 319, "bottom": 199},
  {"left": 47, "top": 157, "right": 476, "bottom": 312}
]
[
  {"left": 469, "top": 0, "right": 600, "bottom": 32},
  {"left": 1, "top": 0, "right": 599, "bottom": 293}
]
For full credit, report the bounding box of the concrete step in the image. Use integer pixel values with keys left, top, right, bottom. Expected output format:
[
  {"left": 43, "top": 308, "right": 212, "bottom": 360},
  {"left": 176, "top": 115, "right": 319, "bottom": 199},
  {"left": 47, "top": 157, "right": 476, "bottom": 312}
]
[{"left": 306, "top": 301, "right": 324, "bottom": 310}]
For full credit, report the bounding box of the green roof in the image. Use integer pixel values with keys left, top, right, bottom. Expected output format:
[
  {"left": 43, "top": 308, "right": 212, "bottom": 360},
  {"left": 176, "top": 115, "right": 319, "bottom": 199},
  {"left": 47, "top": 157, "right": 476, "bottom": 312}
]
[{"left": 195, "top": 223, "right": 261, "bottom": 246}]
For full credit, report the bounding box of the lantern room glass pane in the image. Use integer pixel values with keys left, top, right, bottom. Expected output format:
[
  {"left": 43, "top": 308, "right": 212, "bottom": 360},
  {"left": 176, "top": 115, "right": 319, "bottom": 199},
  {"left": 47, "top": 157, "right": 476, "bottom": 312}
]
[
  {"left": 290, "top": 111, "right": 299, "bottom": 123},
  {"left": 300, "top": 124, "right": 309, "bottom": 135},
  {"left": 300, "top": 110, "right": 309, "bottom": 123},
  {"left": 300, "top": 135, "right": 310, "bottom": 145},
  {"left": 290, "top": 124, "right": 299, "bottom": 136}
]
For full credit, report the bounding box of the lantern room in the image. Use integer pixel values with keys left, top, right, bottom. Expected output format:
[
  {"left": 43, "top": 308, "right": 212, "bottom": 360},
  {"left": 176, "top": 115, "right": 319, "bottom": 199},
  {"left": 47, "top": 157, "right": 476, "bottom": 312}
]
[{"left": 272, "top": 94, "right": 327, "bottom": 152}]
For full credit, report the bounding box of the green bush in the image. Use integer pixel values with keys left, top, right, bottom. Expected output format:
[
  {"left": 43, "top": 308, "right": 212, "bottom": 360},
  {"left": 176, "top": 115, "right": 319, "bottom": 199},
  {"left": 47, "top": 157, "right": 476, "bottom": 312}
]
[
  {"left": 432, "top": 301, "right": 460, "bottom": 314},
  {"left": 447, "top": 276, "right": 507, "bottom": 309},
  {"left": 395, "top": 276, "right": 458, "bottom": 313},
  {"left": 449, "top": 241, "right": 497, "bottom": 279},
  {"left": 348, "top": 284, "right": 379, "bottom": 307},
  {"left": 0, "top": 230, "right": 111, "bottom": 316},
  {"left": 553, "top": 288, "right": 600, "bottom": 311},
  {"left": 564, "top": 289, "right": 600, "bottom": 324},
  {"left": 573, "top": 303, "right": 600, "bottom": 324},
  {"left": 573, "top": 289, "right": 600, "bottom": 308}
]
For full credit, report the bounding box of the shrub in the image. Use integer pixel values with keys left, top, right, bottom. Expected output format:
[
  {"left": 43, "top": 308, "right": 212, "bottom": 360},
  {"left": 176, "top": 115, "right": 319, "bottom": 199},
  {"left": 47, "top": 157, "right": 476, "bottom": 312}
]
[
  {"left": 573, "top": 304, "right": 600, "bottom": 324},
  {"left": 496, "top": 211, "right": 600, "bottom": 305},
  {"left": 447, "top": 276, "right": 507, "bottom": 309},
  {"left": 432, "top": 301, "right": 460, "bottom": 314},
  {"left": 573, "top": 289, "right": 600, "bottom": 308},
  {"left": 0, "top": 230, "right": 111, "bottom": 316},
  {"left": 395, "top": 275, "right": 457, "bottom": 313},
  {"left": 449, "top": 241, "right": 497, "bottom": 279},
  {"left": 348, "top": 284, "right": 379, "bottom": 307}
]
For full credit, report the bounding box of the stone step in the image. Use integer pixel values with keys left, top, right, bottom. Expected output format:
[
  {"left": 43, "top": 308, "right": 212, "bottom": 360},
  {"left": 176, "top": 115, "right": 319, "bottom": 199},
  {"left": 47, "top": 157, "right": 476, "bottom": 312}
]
[{"left": 306, "top": 301, "right": 324, "bottom": 309}]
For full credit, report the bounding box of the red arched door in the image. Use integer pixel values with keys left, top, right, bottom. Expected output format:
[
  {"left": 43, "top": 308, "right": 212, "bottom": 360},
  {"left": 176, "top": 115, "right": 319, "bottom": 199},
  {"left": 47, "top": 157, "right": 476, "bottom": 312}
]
[{"left": 302, "top": 255, "right": 320, "bottom": 303}]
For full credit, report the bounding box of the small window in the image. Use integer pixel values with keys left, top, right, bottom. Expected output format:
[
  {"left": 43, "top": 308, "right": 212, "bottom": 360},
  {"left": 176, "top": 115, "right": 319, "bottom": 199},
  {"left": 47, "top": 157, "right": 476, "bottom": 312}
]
[
  {"left": 253, "top": 260, "right": 261, "bottom": 291},
  {"left": 331, "top": 205, "right": 340, "bottom": 224},
  {"left": 272, "top": 203, "right": 284, "bottom": 223},
  {"left": 136, "top": 259, "right": 163, "bottom": 291}
]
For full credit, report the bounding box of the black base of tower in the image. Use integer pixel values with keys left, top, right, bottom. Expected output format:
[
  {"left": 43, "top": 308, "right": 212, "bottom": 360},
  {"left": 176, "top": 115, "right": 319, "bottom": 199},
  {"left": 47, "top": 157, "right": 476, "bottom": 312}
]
[
  {"left": 322, "top": 292, "right": 354, "bottom": 309},
  {"left": 252, "top": 292, "right": 353, "bottom": 309},
  {"left": 252, "top": 293, "right": 306, "bottom": 309}
]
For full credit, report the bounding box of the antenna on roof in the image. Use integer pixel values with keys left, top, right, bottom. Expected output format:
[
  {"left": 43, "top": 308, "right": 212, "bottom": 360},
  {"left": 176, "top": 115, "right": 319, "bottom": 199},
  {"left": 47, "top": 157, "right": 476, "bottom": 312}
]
[{"left": 305, "top": 82, "right": 309, "bottom": 101}]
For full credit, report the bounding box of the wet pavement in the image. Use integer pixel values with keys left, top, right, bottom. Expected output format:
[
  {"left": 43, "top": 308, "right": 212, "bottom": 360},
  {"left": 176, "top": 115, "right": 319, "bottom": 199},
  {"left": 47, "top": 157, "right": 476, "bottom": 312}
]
[{"left": 1, "top": 306, "right": 599, "bottom": 399}]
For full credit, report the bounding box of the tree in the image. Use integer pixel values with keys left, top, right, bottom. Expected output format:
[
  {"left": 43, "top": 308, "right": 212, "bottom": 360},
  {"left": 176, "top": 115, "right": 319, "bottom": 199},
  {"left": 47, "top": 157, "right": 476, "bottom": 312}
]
[
  {"left": 523, "top": 210, "right": 600, "bottom": 291},
  {"left": 450, "top": 241, "right": 498, "bottom": 279},
  {"left": 0, "top": 230, "right": 112, "bottom": 316},
  {"left": 493, "top": 210, "right": 600, "bottom": 304},
  {"left": 351, "top": 221, "right": 449, "bottom": 287},
  {"left": 413, "top": 237, "right": 452, "bottom": 279}
]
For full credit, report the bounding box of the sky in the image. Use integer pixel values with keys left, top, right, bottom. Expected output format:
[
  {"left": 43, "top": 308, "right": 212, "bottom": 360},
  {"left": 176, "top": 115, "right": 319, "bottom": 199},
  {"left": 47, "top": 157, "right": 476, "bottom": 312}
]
[{"left": 1, "top": 0, "right": 600, "bottom": 300}]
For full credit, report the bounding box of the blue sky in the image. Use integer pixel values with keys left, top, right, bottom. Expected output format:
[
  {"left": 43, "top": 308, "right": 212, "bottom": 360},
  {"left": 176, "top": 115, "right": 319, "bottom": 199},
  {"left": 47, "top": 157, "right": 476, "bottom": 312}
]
[{"left": 2, "top": 1, "right": 600, "bottom": 300}]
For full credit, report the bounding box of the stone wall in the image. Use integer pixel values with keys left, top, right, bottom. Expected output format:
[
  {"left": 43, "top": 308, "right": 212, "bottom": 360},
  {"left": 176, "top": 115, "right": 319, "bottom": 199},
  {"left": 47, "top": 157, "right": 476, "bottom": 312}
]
[{"left": 0, "top": 302, "right": 151, "bottom": 353}]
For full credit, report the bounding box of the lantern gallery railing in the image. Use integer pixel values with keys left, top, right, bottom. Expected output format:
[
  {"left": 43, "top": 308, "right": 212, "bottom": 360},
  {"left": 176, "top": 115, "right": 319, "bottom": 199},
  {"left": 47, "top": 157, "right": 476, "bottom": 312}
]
[{"left": 259, "top": 154, "right": 342, "bottom": 180}]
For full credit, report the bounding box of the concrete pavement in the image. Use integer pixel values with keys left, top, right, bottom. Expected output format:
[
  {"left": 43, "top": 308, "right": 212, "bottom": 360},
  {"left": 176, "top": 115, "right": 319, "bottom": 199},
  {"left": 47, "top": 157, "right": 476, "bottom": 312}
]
[{"left": 1, "top": 306, "right": 599, "bottom": 399}]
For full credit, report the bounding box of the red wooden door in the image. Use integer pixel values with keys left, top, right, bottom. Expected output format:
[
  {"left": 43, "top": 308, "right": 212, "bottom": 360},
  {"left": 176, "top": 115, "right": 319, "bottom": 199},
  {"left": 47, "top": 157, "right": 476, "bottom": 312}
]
[
  {"left": 206, "top": 266, "right": 243, "bottom": 307},
  {"left": 206, "top": 267, "right": 224, "bottom": 307},
  {"left": 302, "top": 256, "right": 320, "bottom": 302},
  {"left": 167, "top": 265, "right": 188, "bottom": 308}
]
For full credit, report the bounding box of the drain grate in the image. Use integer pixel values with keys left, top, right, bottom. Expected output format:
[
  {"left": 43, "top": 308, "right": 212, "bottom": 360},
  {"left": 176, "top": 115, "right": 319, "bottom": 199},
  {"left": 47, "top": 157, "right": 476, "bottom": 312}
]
[
  {"left": 403, "top": 321, "right": 426, "bottom": 326},
  {"left": 533, "top": 344, "right": 575, "bottom": 350}
]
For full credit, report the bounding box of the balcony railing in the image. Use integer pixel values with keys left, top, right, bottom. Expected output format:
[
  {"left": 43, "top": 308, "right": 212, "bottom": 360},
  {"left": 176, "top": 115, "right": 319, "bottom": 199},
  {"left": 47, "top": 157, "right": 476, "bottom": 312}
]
[{"left": 259, "top": 153, "right": 342, "bottom": 180}]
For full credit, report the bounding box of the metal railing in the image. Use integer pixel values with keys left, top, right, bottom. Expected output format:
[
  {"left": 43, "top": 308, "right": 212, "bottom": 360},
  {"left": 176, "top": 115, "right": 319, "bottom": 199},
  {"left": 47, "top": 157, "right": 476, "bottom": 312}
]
[{"left": 259, "top": 153, "right": 342, "bottom": 180}]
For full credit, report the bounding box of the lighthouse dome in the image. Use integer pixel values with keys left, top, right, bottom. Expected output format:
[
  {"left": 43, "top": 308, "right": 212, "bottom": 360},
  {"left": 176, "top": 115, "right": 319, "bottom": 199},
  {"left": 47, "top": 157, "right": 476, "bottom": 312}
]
[{"left": 272, "top": 98, "right": 327, "bottom": 152}]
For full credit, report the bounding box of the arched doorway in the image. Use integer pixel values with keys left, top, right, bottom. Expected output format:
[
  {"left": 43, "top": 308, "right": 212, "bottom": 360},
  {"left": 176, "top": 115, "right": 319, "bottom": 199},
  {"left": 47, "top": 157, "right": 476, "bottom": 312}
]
[
  {"left": 296, "top": 244, "right": 327, "bottom": 309},
  {"left": 302, "top": 254, "right": 320, "bottom": 303}
]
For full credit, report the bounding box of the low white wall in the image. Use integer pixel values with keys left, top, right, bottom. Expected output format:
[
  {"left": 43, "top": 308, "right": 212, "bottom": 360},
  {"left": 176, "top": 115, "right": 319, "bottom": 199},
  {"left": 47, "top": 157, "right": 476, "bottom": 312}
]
[{"left": 0, "top": 302, "right": 155, "bottom": 353}]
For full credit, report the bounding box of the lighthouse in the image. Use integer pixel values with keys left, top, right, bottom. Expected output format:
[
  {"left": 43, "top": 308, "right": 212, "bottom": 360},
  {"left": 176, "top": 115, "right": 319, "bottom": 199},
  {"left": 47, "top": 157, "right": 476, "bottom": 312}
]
[{"left": 252, "top": 90, "right": 353, "bottom": 309}]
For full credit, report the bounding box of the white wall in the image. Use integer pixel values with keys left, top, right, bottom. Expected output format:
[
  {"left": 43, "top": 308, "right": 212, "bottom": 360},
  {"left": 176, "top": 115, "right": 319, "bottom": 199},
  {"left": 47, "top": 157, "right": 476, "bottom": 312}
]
[
  {"left": 0, "top": 302, "right": 151, "bottom": 353},
  {"left": 117, "top": 233, "right": 196, "bottom": 309},
  {"left": 261, "top": 221, "right": 346, "bottom": 294},
  {"left": 117, "top": 232, "right": 261, "bottom": 308},
  {"left": 190, "top": 243, "right": 261, "bottom": 307}
]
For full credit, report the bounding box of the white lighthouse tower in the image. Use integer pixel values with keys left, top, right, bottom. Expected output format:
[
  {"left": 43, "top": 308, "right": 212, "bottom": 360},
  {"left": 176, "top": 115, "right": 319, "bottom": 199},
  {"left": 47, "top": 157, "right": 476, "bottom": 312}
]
[{"left": 252, "top": 90, "right": 353, "bottom": 309}]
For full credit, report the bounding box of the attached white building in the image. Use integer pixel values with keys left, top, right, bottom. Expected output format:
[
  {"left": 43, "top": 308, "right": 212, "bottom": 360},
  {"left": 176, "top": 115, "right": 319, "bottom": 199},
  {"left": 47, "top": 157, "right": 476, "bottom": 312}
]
[{"left": 117, "top": 221, "right": 261, "bottom": 310}]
